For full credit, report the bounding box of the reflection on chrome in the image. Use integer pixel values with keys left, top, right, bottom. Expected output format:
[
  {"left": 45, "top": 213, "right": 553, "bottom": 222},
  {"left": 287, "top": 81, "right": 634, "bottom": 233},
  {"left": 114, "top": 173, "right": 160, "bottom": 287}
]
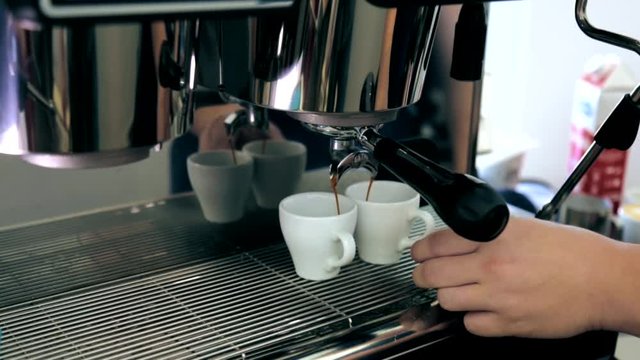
[
  {"left": 209, "top": 1, "right": 440, "bottom": 127},
  {"left": 288, "top": 289, "right": 461, "bottom": 359},
  {"left": 0, "top": 15, "right": 196, "bottom": 167}
]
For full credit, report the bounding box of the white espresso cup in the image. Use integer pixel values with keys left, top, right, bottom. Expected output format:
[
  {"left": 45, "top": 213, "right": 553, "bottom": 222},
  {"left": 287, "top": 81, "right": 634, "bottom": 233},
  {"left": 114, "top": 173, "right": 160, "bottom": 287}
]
[
  {"left": 345, "top": 180, "right": 436, "bottom": 265},
  {"left": 187, "top": 150, "right": 254, "bottom": 223},
  {"left": 619, "top": 204, "right": 640, "bottom": 244},
  {"left": 243, "top": 139, "right": 307, "bottom": 209},
  {"left": 279, "top": 192, "right": 357, "bottom": 281}
]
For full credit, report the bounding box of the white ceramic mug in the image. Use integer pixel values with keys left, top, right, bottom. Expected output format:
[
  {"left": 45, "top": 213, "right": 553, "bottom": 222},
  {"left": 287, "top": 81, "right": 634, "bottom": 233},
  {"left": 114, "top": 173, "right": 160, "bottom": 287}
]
[
  {"left": 279, "top": 192, "right": 357, "bottom": 281},
  {"left": 345, "top": 180, "right": 436, "bottom": 265},
  {"left": 187, "top": 150, "right": 254, "bottom": 223},
  {"left": 243, "top": 139, "right": 307, "bottom": 209},
  {"left": 620, "top": 204, "right": 640, "bottom": 244}
]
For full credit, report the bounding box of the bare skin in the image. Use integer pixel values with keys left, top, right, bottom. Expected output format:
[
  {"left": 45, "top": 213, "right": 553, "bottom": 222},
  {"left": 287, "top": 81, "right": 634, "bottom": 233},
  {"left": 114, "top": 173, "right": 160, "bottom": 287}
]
[{"left": 411, "top": 217, "right": 640, "bottom": 338}]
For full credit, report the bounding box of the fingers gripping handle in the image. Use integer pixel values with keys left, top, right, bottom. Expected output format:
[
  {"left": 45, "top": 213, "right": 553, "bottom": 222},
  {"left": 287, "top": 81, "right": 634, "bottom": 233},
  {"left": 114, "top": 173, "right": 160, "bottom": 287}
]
[{"left": 399, "top": 209, "right": 436, "bottom": 251}]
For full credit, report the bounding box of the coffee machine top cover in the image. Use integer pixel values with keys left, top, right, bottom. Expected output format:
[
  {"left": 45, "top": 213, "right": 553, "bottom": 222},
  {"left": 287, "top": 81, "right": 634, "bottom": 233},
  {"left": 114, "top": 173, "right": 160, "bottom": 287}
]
[
  {"left": 7, "top": 0, "right": 517, "bottom": 21},
  {"left": 7, "top": 0, "right": 294, "bottom": 21}
]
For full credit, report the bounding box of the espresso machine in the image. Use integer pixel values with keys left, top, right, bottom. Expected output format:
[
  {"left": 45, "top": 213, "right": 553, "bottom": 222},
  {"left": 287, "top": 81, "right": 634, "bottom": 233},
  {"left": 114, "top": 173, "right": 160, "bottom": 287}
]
[
  {"left": 0, "top": 0, "right": 636, "bottom": 358},
  {"left": 0, "top": 0, "right": 511, "bottom": 241}
]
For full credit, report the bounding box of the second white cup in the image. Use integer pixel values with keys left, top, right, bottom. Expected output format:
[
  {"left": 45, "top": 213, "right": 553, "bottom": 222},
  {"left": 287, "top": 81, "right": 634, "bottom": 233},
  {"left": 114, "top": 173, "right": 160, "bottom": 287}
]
[
  {"left": 243, "top": 139, "right": 307, "bottom": 209},
  {"left": 187, "top": 150, "right": 254, "bottom": 223},
  {"left": 345, "top": 180, "right": 436, "bottom": 265}
]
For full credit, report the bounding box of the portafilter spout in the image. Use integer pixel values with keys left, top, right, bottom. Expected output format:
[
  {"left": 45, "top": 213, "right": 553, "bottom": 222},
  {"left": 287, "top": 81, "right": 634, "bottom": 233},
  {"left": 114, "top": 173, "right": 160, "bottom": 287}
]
[
  {"left": 329, "top": 138, "right": 379, "bottom": 184},
  {"left": 353, "top": 127, "right": 509, "bottom": 242},
  {"left": 219, "top": 87, "right": 270, "bottom": 142}
]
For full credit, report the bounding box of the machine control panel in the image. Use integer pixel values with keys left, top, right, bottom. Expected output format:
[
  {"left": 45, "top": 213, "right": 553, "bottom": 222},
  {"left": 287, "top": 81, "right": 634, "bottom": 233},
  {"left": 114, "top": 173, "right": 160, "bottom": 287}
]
[{"left": 20, "top": 0, "right": 294, "bottom": 19}]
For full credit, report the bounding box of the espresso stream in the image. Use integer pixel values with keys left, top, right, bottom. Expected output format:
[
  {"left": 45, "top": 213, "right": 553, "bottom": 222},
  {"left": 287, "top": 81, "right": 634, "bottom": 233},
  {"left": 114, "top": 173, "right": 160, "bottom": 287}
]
[
  {"left": 365, "top": 177, "right": 374, "bottom": 202},
  {"left": 330, "top": 176, "right": 341, "bottom": 215},
  {"left": 228, "top": 137, "right": 237, "bottom": 165},
  {"left": 331, "top": 177, "right": 375, "bottom": 216}
]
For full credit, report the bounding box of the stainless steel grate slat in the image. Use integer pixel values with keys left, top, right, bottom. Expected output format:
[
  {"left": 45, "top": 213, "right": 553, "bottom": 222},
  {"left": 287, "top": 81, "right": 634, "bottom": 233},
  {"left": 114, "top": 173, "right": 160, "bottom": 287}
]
[{"left": 0, "top": 256, "right": 261, "bottom": 328}]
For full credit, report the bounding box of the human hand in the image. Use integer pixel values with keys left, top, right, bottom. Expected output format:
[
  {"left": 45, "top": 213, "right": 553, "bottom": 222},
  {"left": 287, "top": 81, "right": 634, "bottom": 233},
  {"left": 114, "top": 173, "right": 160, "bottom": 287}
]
[
  {"left": 411, "top": 217, "right": 628, "bottom": 338},
  {"left": 192, "top": 104, "right": 284, "bottom": 152}
]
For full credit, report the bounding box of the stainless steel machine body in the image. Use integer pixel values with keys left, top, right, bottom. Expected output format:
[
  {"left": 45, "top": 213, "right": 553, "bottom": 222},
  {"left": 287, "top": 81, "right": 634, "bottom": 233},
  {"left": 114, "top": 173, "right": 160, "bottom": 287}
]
[
  {"left": 0, "top": 15, "right": 198, "bottom": 168},
  {"left": 215, "top": 1, "right": 440, "bottom": 126},
  {"left": 0, "top": 0, "right": 442, "bottom": 165},
  {"left": 0, "top": 0, "right": 514, "bottom": 241}
]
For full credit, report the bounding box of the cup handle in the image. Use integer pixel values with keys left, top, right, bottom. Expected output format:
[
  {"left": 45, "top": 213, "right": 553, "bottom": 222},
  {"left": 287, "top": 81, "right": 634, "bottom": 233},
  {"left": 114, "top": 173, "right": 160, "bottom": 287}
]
[
  {"left": 328, "top": 232, "right": 356, "bottom": 270},
  {"left": 398, "top": 209, "right": 436, "bottom": 251}
]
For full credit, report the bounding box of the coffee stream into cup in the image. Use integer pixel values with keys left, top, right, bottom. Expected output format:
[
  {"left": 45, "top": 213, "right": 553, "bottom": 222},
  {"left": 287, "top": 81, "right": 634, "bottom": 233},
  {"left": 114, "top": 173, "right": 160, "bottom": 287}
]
[
  {"left": 228, "top": 137, "right": 238, "bottom": 165},
  {"left": 330, "top": 176, "right": 341, "bottom": 215},
  {"left": 365, "top": 177, "right": 374, "bottom": 202},
  {"left": 331, "top": 176, "right": 376, "bottom": 216}
]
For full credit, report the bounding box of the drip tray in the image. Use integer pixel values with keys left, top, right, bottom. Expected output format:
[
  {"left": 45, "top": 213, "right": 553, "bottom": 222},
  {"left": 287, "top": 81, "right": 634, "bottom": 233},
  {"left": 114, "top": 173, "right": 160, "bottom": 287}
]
[
  {"left": 0, "top": 246, "right": 434, "bottom": 359},
  {"left": 0, "top": 194, "right": 446, "bottom": 359}
]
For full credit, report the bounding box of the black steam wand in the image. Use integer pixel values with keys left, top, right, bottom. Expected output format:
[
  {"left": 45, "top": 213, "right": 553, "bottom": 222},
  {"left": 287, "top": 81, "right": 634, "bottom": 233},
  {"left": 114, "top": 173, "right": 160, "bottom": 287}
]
[
  {"left": 536, "top": 89, "right": 640, "bottom": 220},
  {"left": 536, "top": 0, "right": 640, "bottom": 220}
]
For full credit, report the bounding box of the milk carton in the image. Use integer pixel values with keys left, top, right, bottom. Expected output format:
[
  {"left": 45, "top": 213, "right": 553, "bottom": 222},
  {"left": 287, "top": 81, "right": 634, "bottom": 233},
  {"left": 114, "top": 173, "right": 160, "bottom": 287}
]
[{"left": 568, "top": 54, "right": 637, "bottom": 212}]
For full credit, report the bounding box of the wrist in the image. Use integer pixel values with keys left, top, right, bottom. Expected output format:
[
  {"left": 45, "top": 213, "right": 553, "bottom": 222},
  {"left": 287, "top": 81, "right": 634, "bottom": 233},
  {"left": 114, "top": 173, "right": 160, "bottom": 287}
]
[{"left": 598, "top": 241, "right": 640, "bottom": 335}]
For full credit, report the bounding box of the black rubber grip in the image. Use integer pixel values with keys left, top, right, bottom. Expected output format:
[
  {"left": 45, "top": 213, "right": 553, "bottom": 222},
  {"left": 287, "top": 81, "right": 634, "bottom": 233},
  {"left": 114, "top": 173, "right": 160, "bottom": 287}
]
[{"left": 594, "top": 94, "right": 640, "bottom": 151}]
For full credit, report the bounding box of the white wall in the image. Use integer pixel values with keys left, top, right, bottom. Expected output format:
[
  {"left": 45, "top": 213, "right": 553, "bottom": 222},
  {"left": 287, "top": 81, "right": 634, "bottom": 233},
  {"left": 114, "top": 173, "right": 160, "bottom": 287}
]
[
  {"left": 484, "top": 0, "right": 640, "bottom": 194},
  {"left": 0, "top": 147, "right": 170, "bottom": 228}
]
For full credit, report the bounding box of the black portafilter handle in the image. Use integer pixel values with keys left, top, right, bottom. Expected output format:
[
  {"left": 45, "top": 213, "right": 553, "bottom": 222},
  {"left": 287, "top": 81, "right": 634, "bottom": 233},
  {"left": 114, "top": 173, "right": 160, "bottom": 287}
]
[{"left": 361, "top": 129, "right": 510, "bottom": 242}]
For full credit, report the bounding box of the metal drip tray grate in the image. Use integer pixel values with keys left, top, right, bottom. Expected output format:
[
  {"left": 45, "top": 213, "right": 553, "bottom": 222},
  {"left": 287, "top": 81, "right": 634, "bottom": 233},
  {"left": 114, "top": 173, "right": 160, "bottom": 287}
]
[
  {"left": 0, "top": 194, "right": 445, "bottom": 359},
  {"left": 0, "top": 245, "right": 430, "bottom": 360}
]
